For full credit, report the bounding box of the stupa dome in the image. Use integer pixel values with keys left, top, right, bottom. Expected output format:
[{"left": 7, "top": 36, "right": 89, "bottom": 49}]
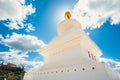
[{"left": 57, "top": 11, "right": 82, "bottom": 35}]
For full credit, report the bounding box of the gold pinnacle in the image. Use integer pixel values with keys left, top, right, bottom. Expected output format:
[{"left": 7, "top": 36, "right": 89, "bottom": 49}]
[{"left": 64, "top": 11, "right": 71, "bottom": 19}]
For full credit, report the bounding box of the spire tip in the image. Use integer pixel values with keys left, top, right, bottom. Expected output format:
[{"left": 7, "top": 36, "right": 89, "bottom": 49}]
[{"left": 64, "top": 11, "right": 71, "bottom": 19}]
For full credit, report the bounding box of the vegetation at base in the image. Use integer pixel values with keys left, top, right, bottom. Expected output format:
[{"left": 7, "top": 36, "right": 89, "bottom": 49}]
[{"left": 0, "top": 63, "right": 25, "bottom": 80}]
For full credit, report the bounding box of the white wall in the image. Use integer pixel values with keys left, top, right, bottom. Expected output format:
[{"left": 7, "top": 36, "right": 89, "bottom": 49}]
[{"left": 24, "top": 62, "right": 120, "bottom": 80}]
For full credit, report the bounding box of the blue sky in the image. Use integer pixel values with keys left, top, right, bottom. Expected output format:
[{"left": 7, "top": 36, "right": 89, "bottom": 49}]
[{"left": 0, "top": 0, "right": 120, "bottom": 73}]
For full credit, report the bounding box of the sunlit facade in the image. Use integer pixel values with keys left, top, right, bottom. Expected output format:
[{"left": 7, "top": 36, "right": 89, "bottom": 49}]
[{"left": 24, "top": 12, "right": 120, "bottom": 80}]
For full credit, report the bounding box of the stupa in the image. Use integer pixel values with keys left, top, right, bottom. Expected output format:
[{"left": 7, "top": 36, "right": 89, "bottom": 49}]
[{"left": 23, "top": 11, "right": 120, "bottom": 80}]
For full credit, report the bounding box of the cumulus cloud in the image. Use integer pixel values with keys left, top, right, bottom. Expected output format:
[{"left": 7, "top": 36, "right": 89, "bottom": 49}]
[
  {"left": 0, "top": 0, "right": 35, "bottom": 31},
  {"left": 25, "top": 23, "right": 35, "bottom": 32},
  {"left": 100, "top": 57, "right": 120, "bottom": 72},
  {"left": 0, "top": 33, "right": 46, "bottom": 71},
  {"left": 0, "top": 51, "right": 43, "bottom": 71},
  {"left": 72, "top": 0, "right": 120, "bottom": 29},
  {"left": 1, "top": 33, "right": 46, "bottom": 52}
]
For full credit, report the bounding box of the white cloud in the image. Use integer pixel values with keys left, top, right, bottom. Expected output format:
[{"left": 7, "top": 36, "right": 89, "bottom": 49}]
[
  {"left": 25, "top": 23, "right": 35, "bottom": 32},
  {"left": 100, "top": 57, "right": 120, "bottom": 72},
  {"left": 72, "top": 0, "right": 120, "bottom": 29},
  {"left": 0, "top": 51, "right": 43, "bottom": 71},
  {"left": 1, "top": 33, "right": 46, "bottom": 52},
  {"left": 0, "top": 0, "right": 35, "bottom": 31},
  {"left": 0, "top": 33, "right": 46, "bottom": 71}
]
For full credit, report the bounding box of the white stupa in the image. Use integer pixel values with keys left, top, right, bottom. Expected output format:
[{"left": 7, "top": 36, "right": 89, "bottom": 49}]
[{"left": 24, "top": 11, "right": 120, "bottom": 80}]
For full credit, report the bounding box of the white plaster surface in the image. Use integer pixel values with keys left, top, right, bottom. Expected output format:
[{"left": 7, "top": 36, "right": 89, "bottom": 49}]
[{"left": 23, "top": 19, "right": 120, "bottom": 80}]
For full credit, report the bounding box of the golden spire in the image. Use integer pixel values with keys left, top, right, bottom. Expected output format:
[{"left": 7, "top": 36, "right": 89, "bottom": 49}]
[{"left": 64, "top": 11, "right": 71, "bottom": 19}]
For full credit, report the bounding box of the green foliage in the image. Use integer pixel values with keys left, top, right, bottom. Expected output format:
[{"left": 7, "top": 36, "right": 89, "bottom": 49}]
[{"left": 0, "top": 63, "right": 25, "bottom": 80}]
